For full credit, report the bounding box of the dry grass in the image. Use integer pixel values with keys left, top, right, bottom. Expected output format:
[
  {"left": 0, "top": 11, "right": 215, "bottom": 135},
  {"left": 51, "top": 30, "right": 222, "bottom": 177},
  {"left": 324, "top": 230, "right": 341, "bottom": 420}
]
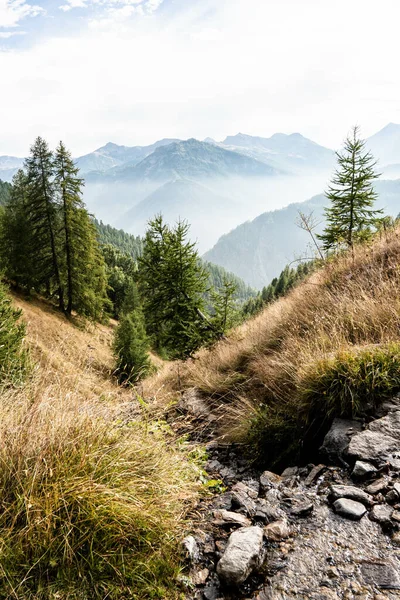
[
  {"left": 143, "top": 227, "right": 400, "bottom": 465},
  {"left": 0, "top": 294, "right": 200, "bottom": 599}
]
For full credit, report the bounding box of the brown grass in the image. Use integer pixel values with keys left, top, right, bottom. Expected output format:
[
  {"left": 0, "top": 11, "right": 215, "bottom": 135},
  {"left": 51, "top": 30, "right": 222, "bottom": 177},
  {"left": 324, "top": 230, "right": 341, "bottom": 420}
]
[{"left": 142, "top": 227, "right": 400, "bottom": 463}]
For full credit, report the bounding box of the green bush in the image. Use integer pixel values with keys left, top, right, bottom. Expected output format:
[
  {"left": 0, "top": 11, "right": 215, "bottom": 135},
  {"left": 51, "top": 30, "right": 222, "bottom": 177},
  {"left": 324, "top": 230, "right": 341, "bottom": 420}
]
[{"left": 0, "top": 282, "right": 27, "bottom": 385}]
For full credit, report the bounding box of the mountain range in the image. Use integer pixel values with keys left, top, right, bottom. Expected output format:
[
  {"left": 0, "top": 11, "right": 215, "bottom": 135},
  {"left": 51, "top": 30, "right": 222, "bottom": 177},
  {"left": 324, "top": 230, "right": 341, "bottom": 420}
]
[{"left": 2, "top": 123, "right": 400, "bottom": 279}]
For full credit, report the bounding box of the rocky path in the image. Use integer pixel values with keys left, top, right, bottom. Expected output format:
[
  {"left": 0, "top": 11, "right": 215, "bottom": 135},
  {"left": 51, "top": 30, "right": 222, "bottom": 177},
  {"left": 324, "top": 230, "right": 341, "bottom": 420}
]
[{"left": 180, "top": 396, "right": 400, "bottom": 600}]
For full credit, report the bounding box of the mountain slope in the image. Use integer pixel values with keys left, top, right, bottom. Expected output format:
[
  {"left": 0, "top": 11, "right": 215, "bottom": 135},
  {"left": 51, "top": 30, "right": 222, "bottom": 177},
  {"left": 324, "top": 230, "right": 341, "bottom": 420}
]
[
  {"left": 0, "top": 156, "right": 24, "bottom": 182},
  {"left": 98, "top": 138, "right": 280, "bottom": 183},
  {"left": 220, "top": 132, "right": 335, "bottom": 173},
  {"left": 76, "top": 138, "right": 179, "bottom": 174},
  {"left": 367, "top": 123, "right": 400, "bottom": 166},
  {"left": 204, "top": 179, "right": 400, "bottom": 288},
  {"left": 114, "top": 178, "right": 241, "bottom": 252}
]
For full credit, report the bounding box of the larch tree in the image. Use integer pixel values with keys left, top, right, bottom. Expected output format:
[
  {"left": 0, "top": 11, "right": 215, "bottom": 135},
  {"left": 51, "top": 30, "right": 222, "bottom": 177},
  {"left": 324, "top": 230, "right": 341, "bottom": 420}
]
[
  {"left": 53, "top": 141, "right": 108, "bottom": 318},
  {"left": 25, "top": 137, "right": 64, "bottom": 307},
  {"left": 318, "top": 126, "right": 383, "bottom": 252}
]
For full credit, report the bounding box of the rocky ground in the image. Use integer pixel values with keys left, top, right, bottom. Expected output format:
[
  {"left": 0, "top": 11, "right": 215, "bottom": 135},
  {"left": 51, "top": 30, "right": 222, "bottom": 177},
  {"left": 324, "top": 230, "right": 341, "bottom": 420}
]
[{"left": 179, "top": 395, "right": 400, "bottom": 600}]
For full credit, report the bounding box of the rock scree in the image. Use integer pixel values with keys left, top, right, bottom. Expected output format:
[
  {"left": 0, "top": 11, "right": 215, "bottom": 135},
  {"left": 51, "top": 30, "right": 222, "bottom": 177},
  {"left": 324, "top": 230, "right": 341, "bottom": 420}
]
[{"left": 180, "top": 395, "right": 400, "bottom": 599}]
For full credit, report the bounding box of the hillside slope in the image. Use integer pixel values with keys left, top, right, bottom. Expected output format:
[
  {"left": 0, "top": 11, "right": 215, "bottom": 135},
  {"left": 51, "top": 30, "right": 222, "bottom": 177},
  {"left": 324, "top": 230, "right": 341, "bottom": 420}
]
[
  {"left": 204, "top": 178, "right": 400, "bottom": 287},
  {"left": 0, "top": 293, "right": 198, "bottom": 599}
]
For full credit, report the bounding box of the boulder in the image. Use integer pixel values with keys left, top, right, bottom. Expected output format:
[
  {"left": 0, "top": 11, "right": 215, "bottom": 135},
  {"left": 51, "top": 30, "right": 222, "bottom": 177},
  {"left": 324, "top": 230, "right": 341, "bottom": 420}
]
[
  {"left": 320, "top": 418, "right": 362, "bottom": 464},
  {"left": 365, "top": 477, "right": 389, "bottom": 495},
  {"left": 291, "top": 501, "right": 314, "bottom": 517},
  {"left": 281, "top": 466, "right": 299, "bottom": 479},
  {"left": 333, "top": 498, "right": 367, "bottom": 520},
  {"left": 216, "top": 526, "right": 264, "bottom": 585},
  {"left": 369, "top": 504, "right": 393, "bottom": 525},
  {"left": 329, "top": 484, "right": 373, "bottom": 506},
  {"left": 347, "top": 410, "right": 400, "bottom": 469}
]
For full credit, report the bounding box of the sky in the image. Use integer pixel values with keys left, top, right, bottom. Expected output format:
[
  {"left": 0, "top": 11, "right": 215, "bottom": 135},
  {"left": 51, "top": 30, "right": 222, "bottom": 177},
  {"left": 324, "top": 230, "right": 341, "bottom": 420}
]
[{"left": 1, "top": 0, "right": 400, "bottom": 156}]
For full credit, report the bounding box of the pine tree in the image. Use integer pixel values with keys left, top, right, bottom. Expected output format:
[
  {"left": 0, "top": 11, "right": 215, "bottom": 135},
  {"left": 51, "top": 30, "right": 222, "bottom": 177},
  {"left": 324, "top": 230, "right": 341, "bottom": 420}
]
[
  {"left": 53, "top": 141, "right": 108, "bottom": 318},
  {"left": 139, "top": 215, "right": 210, "bottom": 359},
  {"left": 0, "top": 170, "right": 35, "bottom": 290},
  {"left": 318, "top": 126, "right": 383, "bottom": 252},
  {"left": 25, "top": 137, "right": 64, "bottom": 308},
  {"left": 113, "top": 308, "right": 151, "bottom": 384},
  {"left": 211, "top": 278, "right": 238, "bottom": 336}
]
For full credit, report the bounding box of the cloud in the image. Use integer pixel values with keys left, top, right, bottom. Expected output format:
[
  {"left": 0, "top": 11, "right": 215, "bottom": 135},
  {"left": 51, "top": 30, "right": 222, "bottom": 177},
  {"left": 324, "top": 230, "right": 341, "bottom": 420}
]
[
  {"left": 0, "top": 0, "right": 44, "bottom": 28},
  {"left": 1, "top": 0, "right": 400, "bottom": 156},
  {"left": 58, "top": 0, "right": 164, "bottom": 15},
  {"left": 0, "top": 29, "right": 25, "bottom": 37}
]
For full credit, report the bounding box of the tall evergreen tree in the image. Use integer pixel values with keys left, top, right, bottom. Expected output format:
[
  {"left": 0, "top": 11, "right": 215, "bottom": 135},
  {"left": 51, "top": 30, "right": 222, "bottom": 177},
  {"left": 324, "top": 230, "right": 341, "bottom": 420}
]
[
  {"left": 0, "top": 170, "right": 35, "bottom": 289},
  {"left": 113, "top": 308, "right": 151, "bottom": 384},
  {"left": 139, "top": 215, "right": 210, "bottom": 359},
  {"left": 318, "top": 127, "right": 383, "bottom": 252},
  {"left": 25, "top": 137, "right": 64, "bottom": 308},
  {"left": 53, "top": 141, "right": 108, "bottom": 318},
  {"left": 211, "top": 278, "right": 238, "bottom": 337}
]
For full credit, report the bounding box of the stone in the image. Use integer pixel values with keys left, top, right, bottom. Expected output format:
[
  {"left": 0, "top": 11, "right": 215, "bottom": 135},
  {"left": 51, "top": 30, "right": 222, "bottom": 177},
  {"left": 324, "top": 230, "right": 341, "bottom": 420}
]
[
  {"left": 231, "top": 489, "right": 257, "bottom": 516},
  {"left": 329, "top": 484, "right": 373, "bottom": 506},
  {"left": 216, "top": 526, "right": 264, "bottom": 585},
  {"left": 182, "top": 535, "right": 200, "bottom": 562},
  {"left": 386, "top": 489, "right": 399, "bottom": 504},
  {"left": 291, "top": 501, "right": 314, "bottom": 517},
  {"left": 333, "top": 498, "right": 367, "bottom": 520},
  {"left": 192, "top": 568, "right": 209, "bottom": 586},
  {"left": 213, "top": 509, "right": 251, "bottom": 527},
  {"left": 264, "top": 518, "right": 291, "bottom": 541},
  {"left": 392, "top": 531, "right": 400, "bottom": 546},
  {"left": 392, "top": 510, "right": 400, "bottom": 522},
  {"left": 260, "top": 470, "right": 282, "bottom": 491},
  {"left": 375, "top": 396, "right": 400, "bottom": 417},
  {"left": 232, "top": 480, "right": 259, "bottom": 499},
  {"left": 211, "top": 492, "right": 233, "bottom": 511},
  {"left": 394, "top": 482, "right": 400, "bottom": 496},
  {"left": 281, "top": 466, "right": 299, "bottom": 479},
  {"left": 320, "top": 418, "right": 362, "bottom": 463},
  {"left": 365, "top": 477, "right": 389, "bottom": 495},
  {"left": 179, "top": 388, "right": 210, "bottom": 418},
  {"left": 305, "top": 464, "right": 326, "bottom": 486},
  {"left": 347, "top": 410, "right": 400, "bottom": 469},
  {"left": 254, "top": 499, "right": 285, "bottom": 522},
  {"left": 351, "top": 460, "right": 378, "bottom": 479},
  {"left": 361, "top": 560, "right": 400, "bottom": 589},
  {"left": 369, "top": 504, "right": 393, "bottom": 524}
]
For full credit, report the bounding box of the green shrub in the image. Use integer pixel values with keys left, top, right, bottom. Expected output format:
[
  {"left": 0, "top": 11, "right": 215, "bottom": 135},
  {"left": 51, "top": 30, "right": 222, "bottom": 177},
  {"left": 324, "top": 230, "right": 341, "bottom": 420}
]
[{"left": 300, "top": 342, "right": 400, "bottom": 423}]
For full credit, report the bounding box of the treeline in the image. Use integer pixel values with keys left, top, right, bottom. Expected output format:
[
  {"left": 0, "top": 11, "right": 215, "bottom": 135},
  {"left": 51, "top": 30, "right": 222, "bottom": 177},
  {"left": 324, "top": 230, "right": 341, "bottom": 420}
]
[
  {"left": 94, "top": 219, "right": 143, "bottom": 259},
  {"left": 0, "top": 180, "right": 11, "bottom": 206},
  {"left": 242, "top": 261, "right": 315, "bottom": 317}
]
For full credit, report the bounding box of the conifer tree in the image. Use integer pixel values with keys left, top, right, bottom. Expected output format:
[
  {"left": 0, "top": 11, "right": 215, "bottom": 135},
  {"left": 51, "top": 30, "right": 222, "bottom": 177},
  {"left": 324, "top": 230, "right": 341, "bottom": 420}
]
[
  {"left": 53, "top": 141, "right": 108, "bottom": 318},
  {"left": 139, "top": 215, "right": 210, "bottom": 358},
  {"left": 211, "top": 278, "right": 238, "bottom": 336},
  {"left": 25, "top": 137, "right": 64, "bottom": 308},
  {"left": 0, "top": 170, "right": 35, "bottom": 290},
  {"left": 113, "top": 308, "right": 151, "bottom": 384},
  {"left": 318, "top": 127, "right": 383, "bottom": 252}
]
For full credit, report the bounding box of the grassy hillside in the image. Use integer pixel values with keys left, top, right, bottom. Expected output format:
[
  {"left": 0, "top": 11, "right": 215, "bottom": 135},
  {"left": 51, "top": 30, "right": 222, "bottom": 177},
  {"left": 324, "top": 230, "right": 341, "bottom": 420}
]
[
  {"left": 0, "top": 294, "right": 199, "bottom": 599},
  {"left": 145, "top": 226, "right": 400, "bottom": 467}
]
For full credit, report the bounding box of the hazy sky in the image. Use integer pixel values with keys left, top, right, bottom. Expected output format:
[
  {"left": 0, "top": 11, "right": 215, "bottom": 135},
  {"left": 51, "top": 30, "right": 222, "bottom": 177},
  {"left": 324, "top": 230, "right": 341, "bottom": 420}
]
[{"left": 1, "top": 0, "right": 400, "bottom": 156}]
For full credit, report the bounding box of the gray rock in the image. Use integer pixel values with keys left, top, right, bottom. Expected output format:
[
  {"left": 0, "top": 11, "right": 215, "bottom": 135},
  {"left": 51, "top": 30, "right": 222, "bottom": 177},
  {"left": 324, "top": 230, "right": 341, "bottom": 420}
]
[
  {"left": 281, "top": 466, "right": 299, "bottom": 479},
  {"left": 386, "top": 489, "right": 399, "bottom": 504},
  {"left": 255, "top": 499, "right": 285, "bottom": 522},
  {"left": 394, "top": 481, "right": 400, "bottom": 496},
  {"left": 231, "top": 489, "right": 257, "bottom": 516},
  {"left": 179, "top": 388, "right": 209, "bottom": 418},
  {"left": 361, "top": 560, "right": 400, "bottom": 589},
  {"left": 305, "top": 463, "right": 327, "bottom": 486},
  {"left": 213, "top": 509, "right": 252, "bottom": 527},
  {"left": 291, "top": 501, "right": 314, "bottom": 517},
  {"left": 351, "top": 460, "right": 378, "bottom": 479},
  {"left": 365, "top": 477, "right": 389, "bottom": 495},
  {"left": 182, "top": 535, "right": 200, "bottom": 562},
  {"left": 333, "top": 498, "right": 367, "bottom": 520},
  {"left": 320, "top": 418, "right": 362, "bottom": 463},
  {"left": 369, "top": 504, "right": 393, "bottom": 524},
  {"left": 375, "top": 396, "right": 400, "bottom": 417},
  {"left": 216, "top": 526, "right": 264, "bottom": 585},
  {"left": 264, "top": 519, "right": 291, "bottom": 541},
  {"left": 329, "top": 484, "right": 373, "bottom": 506},
  {"left": 347, "top": 410, "right": 400, "bottom": 469},
  {"left": 260, "top": 470, "right": 282, "bottom": 491}
]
